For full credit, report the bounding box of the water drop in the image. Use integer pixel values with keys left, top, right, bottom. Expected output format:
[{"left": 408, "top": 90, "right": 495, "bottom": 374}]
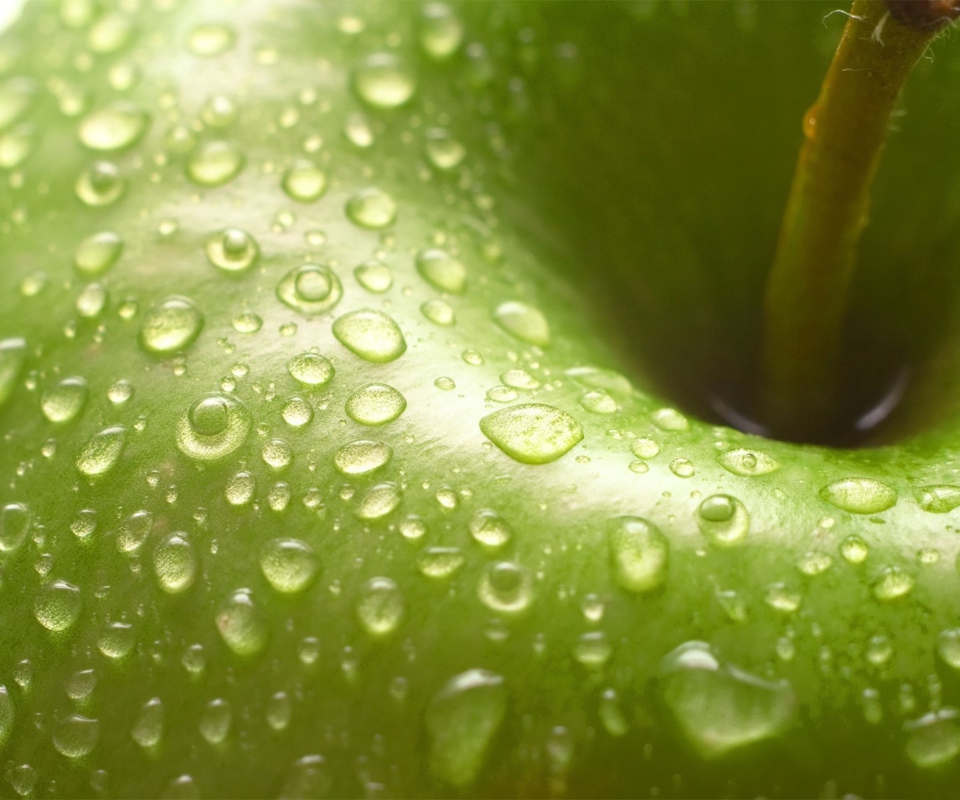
[
  {"left": 0, "top": 338, "right": 25, "bottom": 408},
  {"left": 0, "top": 686, "right": 12, "bottom": 748},
  {"left": 76, "top": 161, "right": 125, "bottom": 206},
  {"left": 0, "top": 78, "right": 37, "bottom": 131},
  {"left": 669, "top": 457, "right": 695, "bottom": 478},
  {"left": 501, "top": 369, "right": 539, "bottom": 391},
  {"left": 205, "top": 228, "right": 258, "bottom": 273},
  {"left": 353, "top": 53, "right": 416, "bottom": 109},
  {"left": 153, "top": 533, "right": 198, "bottom": 594},
  {"left": 659, "top": 641, "right": 795, "bottom": 758},
  {"left": 74, "top": 231, "right": 123, "bottom": 276},
  {"left": 424, "top": 128, "right": 466, "bottom": 171},
  {"left": 357, "top": 576, "right": 404, "bottom": 636},
  {"left": 608, "top": 516, "right": 669, "bottom": 592},
  {"left": 865, "top": 634, "right": 893, "bottom": 666},
  {"left": 224, "top": 471, "right": 255, "bottom": 506},
  {"left": 97, "top": 622, "right": 135, "bottom": 660},
  {"left": 345, "top": 383, "right": 406, "bottom": 426},
  {"left": 354, "top": 482, "right": 402, "bottom": 520},
  {"left": 354, "top": 261, "right": 392, "bottom": 293},
  {"left": 34, "top": 580, "right": 82, "bottom": 632},
  {"left": 40, "top": 377, "right": 88, "bottom": 424},
  {"left": 419, "top": 3, "right": 464, "bottom": 59},
  {"left": 0, "top": 503, "right": 30, "bottom": 552},
  {"left": 400, "top": 515, "right": 427, "bottom": 541},
  {"left": 717, "top": 448, "right": 780, "bottom": 477},
  {"left": 201, "top": 94, "right": 238, "bottom": 127},
  {"left": 480, "top": 403, "right": 583, "bottom": 464},
  {"left": 199, "top": 699, "right": 232, "bottom": 745},
  {"left": 469, "top": 509, "right": 513, "bottom": 548},
  {"left": 176, "top": 393, "right": 251, "bottom": 461},
  {"left": 232, "top": 311, "right": 262, "bottom": 333},
  {"left": 282, "top": 159, "right": 327, "bottom": 202},
  {"left": 697, "top": 494, "right": 750, "bottom": 548},
  {"left": 765, "top": 583, "right": 801, "bottom": 613},
  {"left": 186, "top": 140, "right": 244, "bottom": 186},
  {"left": 0, "top": 123, "right": 36, "bottom": 169},
  {"left": 78, "top": 102, "right": 148, "bottom": 151},
  {"left": 917, "top": 485, "right": 960, "bottom": 513},
  {"left": 422, "top": 299, "right": 455, "bottom": 326},
  {"left": 426, "top": 669, "right": 506, "bottom": 787},
  {"left": 76, "top": 425, "right": 126, "bottom": 477},
  {"left": 88, "top": 12, "right": 134, "bottom": 53},
  {"left": 652, "top": 408, "right": 689, "bottom": 432},
  {"left": 630, "top": 437, "right": 659, "bottom": 459},
  {"left": 416, "top": 248, "right": 467, "bottom": 294},
  {"left": 478, "top": 561, "right": 533, "bottom": 613},
  {"left": 281, "top": 395, "right": 313, "bottom": 428},
  {"left": 579, "top": 390, "right": 617, "bottom": 414},
  {"left": 796, "top": 550, "right": 833, "bottom": 576},
  {"left": 871, "top": 566, "right": 914, "bottom": 601},
  {"left": 188, "top": 23, "right": 235, "bottom": 56},
  {"left": 417, "top": 547, "right": 465, "bottom": 579},
  {"left": 116, "top": 509, "right": 153, "bottom": 553},
  {"left": 939, "top": 629, "right": 960, "bottom": 669},
  {"left": 259, "top": 538, "right": 319, "bottom": 594},
  {"left": 76, "top": 282, "right": 107, "bottom": 318},
  {"left": 343, "top": 112, "right": 374, "bottom": 148},
  {"left": 53, "top": 715, "right": 99, "bottom": 758},
  {"left": 599, "top": 688, "right": 628, "bottom": 737},
  {"left": 284, "top": 354, "right": 332, "bottom": 388},
  {"left": 345, "top": 187, "right": 397, "bottom": 229},
  {"left": 820, "top": 478, "right": 897, "bottom": 514},
  {"left": 333, "top": 439, "right": 392, "bottom": 475},
  {"left": 276, "top": 264, "right": 343, "bottom": 315},
  {"left": 139, "top": 296, "right": 203, "bottom": 354},
  {"left": 905, "top": 709, "right": 960, "bottom": 768},
  {"left": 131, "top": 698, "right": 164, "bottom": 749},
  {"left": 216, "top": 590, "right": 268, "bottom": 656},
  {"left": 492, "top": 301, "right": 550, "bottom": 347},
  {"left": 574, "top": 631, "right": 612, "bottom": 668}
]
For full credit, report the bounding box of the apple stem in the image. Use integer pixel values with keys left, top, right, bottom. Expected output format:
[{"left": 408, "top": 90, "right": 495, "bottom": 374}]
[{"left": 759, "top": 0, "right": 958, "bottom": 441}]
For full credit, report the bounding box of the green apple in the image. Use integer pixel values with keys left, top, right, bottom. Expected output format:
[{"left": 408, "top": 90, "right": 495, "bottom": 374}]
[{"left": 3, "top": 0, "right": 960, "bottom": 797}]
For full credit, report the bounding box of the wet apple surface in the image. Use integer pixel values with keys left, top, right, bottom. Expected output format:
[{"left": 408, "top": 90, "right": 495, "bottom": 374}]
[{"left": 2, "top": 1, "right": 960, "bottom": 798}]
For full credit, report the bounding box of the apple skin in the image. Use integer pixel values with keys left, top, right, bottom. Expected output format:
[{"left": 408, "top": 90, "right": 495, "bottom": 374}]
[{"left": 2, "top": 0, "right": 960, "bottom": 797}]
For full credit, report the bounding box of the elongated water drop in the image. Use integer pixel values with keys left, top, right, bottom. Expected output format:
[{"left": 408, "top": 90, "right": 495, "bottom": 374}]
[
  {"left": 0, "top": 686, "right": 12, "bottom": 748},
  {"left": 76, "top": 425, "right": 126, "bottom": 477},
  {"left": 131, "top": 698, "right": 164, "bottom": 749},
  {"left": 0, "top": 503, "right": 30, "bottom": 552},
  {"left": 492, "top": 301, "right": 550, "bottom": 347},
  {"left": 216, "top": 590, "right": 268, "bottom": 656},
  {"left": 905, "top": 709, "right": 960, "bottom": 768},
  {"left": 419, "top": 4, "right": 464, "bottom": 60},
  {"left": 871, "top": 565, "right": 914, "bottom": 601},
  {"left": 354, "top": 482, "right": 402, "bottom": 520},
  {"left": 480, "top": 403, "right": 583, "bottom": 464},
  {"left": 78, "top": 102, "right": 148, "bottom": 151},
  {"left": 416, "top": 248, "right": 466, "bottom": 294},
  {"left": 153, "top": 533, "right": 198, "bottom": 594},
  {"left": 418, "top": 547, "right": 465, "bottom": 579},
  {"left": 917, "top": 485, "right": 960, "bottom": 513},
  {"left": 427, "top": 669, "right": 506, "bottom": 787},
  {"left": 820, "top": 478, "right": 897, "bottom": 514},
  {"left": 41, "top": 377, "right": 88, "bottom": 423},
  {"left": 0, "top": 78, "right": 37, "bottom": 131},
  {"left": 608, "top": 516, "right": 669, "bottom": 592},
  {"left": 74, "top": 231, "right": 123, "bottom": 276},
  {"left": 333, "top": 440, "right": 392, "bottom": 475},
  {"left": 356, "top": 577, "right": 404, "bottom": 636}
]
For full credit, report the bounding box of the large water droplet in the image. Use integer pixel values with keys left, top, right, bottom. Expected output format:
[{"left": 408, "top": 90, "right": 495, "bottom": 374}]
[
  {"left": 717, "top": 448, "right": 780, "bottom": 477},
  {"left": 697, "top": 495, "right": 750, "bottom": 548},
  {"left": 74, "top": 231, "right": 123, "bottom": 276},
  {"left": 76, "top": 425, "right": 126, "bottom": 477},
  {"left": 480, "top": 403, "right": 583, "bottom": 464},
  {"left": 186, "top": 140, "right": 244, "bottom": 186},
  {"left": 918, "top": 485, "right": 960, "bottom": 514},
  {"left": 905, "top": 709, "right": 960, "bottom": 768},
  {"left": 334, "top": 440, "right": 392, "bottom": 475},
  {"left": 354, "top": 482, "right": 402, "bottom": 520},
  {"left": 139, "top": 296, "right": 203, "bottom": 354},
  {"left": 287, "top": 352, "right": 335, "bottom": 386},
  {"left": 259, "top": 539, "right": 319, "bottom": 594},
  {"left": 478, "top": 561, "right": 533, "bottom": 613},
  {"left": 205, "top": 228, "right": 258, "bottom": 274},
  {"left": 345, "top": 383, "right": 406, "bottom": 425},
  {"left": 659, "top": 641, "right": 795, "bottom": 758},
  {"left": 282, "top": 159, "right": 327, "bottom": 202},
  {"left": 333, "top": 309, "right": 406, "bottom": 363},
  {"left": 0, "top": 503, "right": 30, "bottom": 552},
  {"left": 276, "top": 264, "right": 343, "bottom": 315},
  {"left": 41, "top": 376, "right": 88, "bottom": 423},
  {"left": 34, "top": 580, "right": 82, "bottom": 632},
  {"left": 608, "top": 516, "right": 669, "bottom": 592},
  {"left": 492, "top": 301, "right": 550, "bottom": 347},
  {"left": 153, "top": 533, "right": 198, "bottom": 594},
  {"left": 353, "top": 53, "right": 416, "bottom": 109},
  {"left": 426, "top": 669, "right": 506, "bottom": 787},
  {"left": 356, "top": 577, "right": 404, "bottom": 636},
  {"left": 345, "top": 187, "right": 397, "bottom": 229},
  {"left": 78, "top": 102, "right": 148, "bottom": 151},
  {"left": 216, "top": 590, "right": 268, "bottom": 656},
  {"left": 0, "top": 338, "right": 25, "bottom": 408},
  {"left": 469, "top": 509, "right": 513, "bottom": 548},
  {"left": 75, "top": 161, "right": 125, "bottom": 206},
  {"left": 176, "top": 393, "right": 251, "bottom": 461},
  {"left": 53, "top": 715, "right": 99, "bottom": 758},
  {"left": 416, "top": 248, "right": 467, "bottom": 294},
  {"left": 820, "top": 478, "right": 897, "bottom": 514}
]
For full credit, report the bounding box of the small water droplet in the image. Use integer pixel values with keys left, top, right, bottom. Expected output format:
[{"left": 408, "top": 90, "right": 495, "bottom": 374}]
[
  {"left": 820, "top": 478, "right": 897, "bottom": 514},
  {"left": 905, "top": 709, "right": 960, "bottom": 768},
  {"left": 492, "top": 301, "right": 550, "bottom": 347},
  {"left": 188, "top": 23, "right": 236, "bottom": 57},
  {"left": 416, "top": 248, "right": 467, "bottom": 294},
  {"left": 697, "top": 494, "right": 750, "bottom": 548},
  {"left": 660, "top": 641, "right": 795, "bottom": 758},
  {"left": 216, "top": 590, "right": 268, "bottom": 656},
  {"left": 139, "top": 296, "right": 203, "bottom": 354},
  {"left": 478, "top": 561, "right": 533, "bottom": 613},
  {"left": 332, "top": 309, "right": 406, "bottom": 363},
  {"left": 76, "top": 161, "right": 125, "bottom": 206},
  {"left": 287, "top": 352, "right": 334, "bottom": 386},
  {"left": 116, "top": 509, "right": 153, "bottom": 553},
  {"left": 276, "top": 264, "right": 343, "bottom": 315},
  {"left": 357, "top": 576, "right": 404, "bottom": 636},
  {"left": 353, "top": 53, "right": 416, "bottom": 108},
  {"left": 0, "top": 686, "right": 13, "bottom": 748},
  {"left": 34, "top": 580, "right": 82, "bottom": 632},
  {"left": 200, "top": 94, "right": 238, "bottom": 127},
  {"left": 796, "top": 550, "right": 833, "bottom": 576},
  {"left": 108, "top": 379, "right": 134, "bottom": 404},
  {"left": 426, "top": 669, "right": 506, "bottom": 787},
  {"left": 354, "top": 482, "right": 402, "bottom": 520},
  {"left": 345, "top": 383, "right": 406, "bottom": 426},
  {"left": 765, "top": 582, "right": 801, "bottom": 613},
  {"left": 421, "top": 299, "right": 455, "bottom": 326},
  {"left": 630, "top": 437, "right": 659, "bottom": 459},
  {"left": 469, "top": 509, "right": 513, "bottom": 548},
  {"left": 424, "top": 128, "right": 466, "bottom": 171},
  {"left": 53, "top": 714, "right": 100, "bottom": 758},
  {"left": 669, "top": 457, "right": 695, "bottom": 478},
  {"left": 97, "top": 622, "right": 135, "bottom": 660},
  {"left": 345, "top": 187, "right": 397, "bottom": 229},
  {"left": 282, "top": 159, "right": 327, "bottom": 202},
  {"left": 333, "top": 440, "right": 392, "bottom": 475},
  {"left": 480, "top": 403, "right": 583, "bottom": 464},
  {"left": 224, "top": 471, "right": 255, "bottom": 506},
  {"left": 574, "top": 631, "right": 612, "bottom": 668},
  {"left": 599, "top": 688, "right": 628, "bottom": 737},
  {"left": 153, "top": 533, "right": 198, "bottom": 594},
  {"left": 41, "top": 377, "right": 88, "bottom": 424},
  {"left": 608, "top": 516, "right": 669, "bottom": 593},
  {"left": 281, "top": 395, "right": 313, "bottom": 428},
  {"left": 205, "top": 228, "right": 258, "bottom": 273},
  {"left": 75, "top": 282, "right": 108, "bottom": 318},
  {"left": 0, "top": 503, "right": 30, "bottom": 552},
  {"left": 871, "top": 565, "right": 914, "bottom": 601},
  {"left": 939, "top": 628, "right": 960, "bottom": 669},
  {"left": 186, "top": 140, "right": 244, "bottom": 186},
  {"left": 579, "top": 390, "right": 617, "bottom": 414},
  {"left": 652, "top": 407, "right": 689, "bottom": 431},
  {"left": 419, "top": 3, "right": 464, "bottom": 59},
  {"left": 717, "top": 447, "right": 779, "bottom": 477},
  {"left": 177, "top": 393, "right": 251, "bottom": 461},
  {"left": 260, "top": 538, "right": 319, "bottom": 594},
  {"left": 343, "top": 112, "right": 375, "bottom": 148},
  {"left": 74, "top": 231, "right": 123, "bottom": 276},
  {"left": 400, "top": 514, "right": 427, "bottom": 541},
  {"left": 199, "top": 699, "right": 232, "bottom": 745},
  {"left": 131, "top": 698, "right": 164, "bottom": 749},
  {"left": 418, "top": 547, "right": 465, "bottom": 579},
  {"left": 78, "top": 102, "right": 148, "bottom": 151},
  {"left": 76, "top": 425, "right": 127, "bottom": 477},
  {"left": 354, "top": 261, "right": 392, "bottom": 293}
]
